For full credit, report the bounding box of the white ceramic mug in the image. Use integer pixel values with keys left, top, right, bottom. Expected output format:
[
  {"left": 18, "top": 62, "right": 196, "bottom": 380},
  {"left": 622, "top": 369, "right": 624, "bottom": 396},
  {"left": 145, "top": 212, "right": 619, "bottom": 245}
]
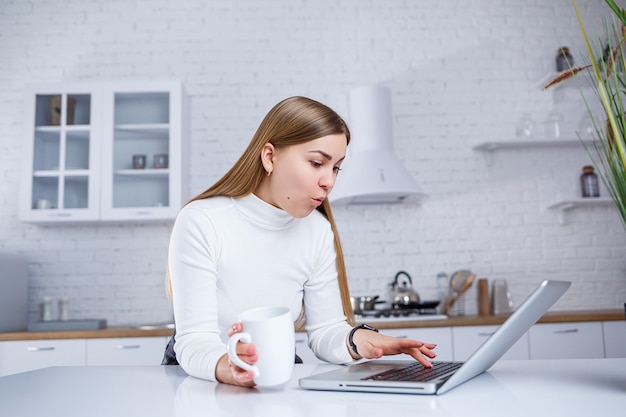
[
  {"left": 36, "top": 199, "right": 52, "bottom": 209},
  {"left": 227, "top": 306, "right": 294, "bottom": 387}
]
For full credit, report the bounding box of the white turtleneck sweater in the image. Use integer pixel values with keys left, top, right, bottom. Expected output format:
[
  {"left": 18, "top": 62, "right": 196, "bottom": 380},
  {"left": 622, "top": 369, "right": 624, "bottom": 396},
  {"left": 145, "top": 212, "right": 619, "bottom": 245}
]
[{"left": 168, "top": 194, "right": 354, "bottom": 381}]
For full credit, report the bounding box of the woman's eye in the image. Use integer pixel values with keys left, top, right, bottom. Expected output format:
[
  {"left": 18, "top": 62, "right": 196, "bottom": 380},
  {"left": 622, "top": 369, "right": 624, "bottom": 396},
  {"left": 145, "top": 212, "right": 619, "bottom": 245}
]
[
  {"left": 310, "top": 161, "right": 322, "bottom": 168},
  {"left": 333, "top": 166, "right": 342, "bottom": 174}
]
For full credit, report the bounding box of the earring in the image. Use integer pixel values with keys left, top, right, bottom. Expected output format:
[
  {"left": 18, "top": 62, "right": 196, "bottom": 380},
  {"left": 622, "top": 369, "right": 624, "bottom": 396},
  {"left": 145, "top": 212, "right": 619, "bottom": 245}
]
[{"left": 266, "top": 169, "right": 272, "bottom": 177}]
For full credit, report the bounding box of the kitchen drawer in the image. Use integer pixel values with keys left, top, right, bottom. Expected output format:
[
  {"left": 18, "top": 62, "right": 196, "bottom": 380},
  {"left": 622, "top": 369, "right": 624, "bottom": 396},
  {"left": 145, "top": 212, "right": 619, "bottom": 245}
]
[
  {"left": 0, "top": 339, "right": 86, "bottom": 377},
  {"left": 452, "top": 325, "right": 529, "bottom": 361},
  {"left": 382, "top": 327, "right": 454, "bottom": 361},
  {"left": 528, "top": 321, "right": 604, "bottom": 359},
  {"left": 86, "top": 337, "right": 168, "bottom": 366},
  {"left": 602, "top": 320, "right": 626, "bottom": 358}
]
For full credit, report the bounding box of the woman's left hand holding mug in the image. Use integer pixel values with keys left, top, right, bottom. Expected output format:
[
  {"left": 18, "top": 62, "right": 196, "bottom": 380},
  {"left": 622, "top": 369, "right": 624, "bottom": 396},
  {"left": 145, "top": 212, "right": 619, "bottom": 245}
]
[{"left": 216, "top": 322, "right": 258, "bottom": 387}]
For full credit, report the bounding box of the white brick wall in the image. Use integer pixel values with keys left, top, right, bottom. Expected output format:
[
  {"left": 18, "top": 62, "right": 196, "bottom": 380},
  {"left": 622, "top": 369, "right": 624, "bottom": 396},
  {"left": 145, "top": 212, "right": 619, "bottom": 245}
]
[{"left": 0, "top": 0, "right": 624, "bottom": 325}]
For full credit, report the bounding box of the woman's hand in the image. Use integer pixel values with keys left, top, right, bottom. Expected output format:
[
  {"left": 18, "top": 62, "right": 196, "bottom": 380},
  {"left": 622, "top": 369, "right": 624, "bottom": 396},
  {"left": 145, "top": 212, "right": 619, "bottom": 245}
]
[
  {"left": 215, "top": 322, "right": 258, "bottom": 386},
  {"left": 348, "top": 328, "right": 437, "bottom": 368}
]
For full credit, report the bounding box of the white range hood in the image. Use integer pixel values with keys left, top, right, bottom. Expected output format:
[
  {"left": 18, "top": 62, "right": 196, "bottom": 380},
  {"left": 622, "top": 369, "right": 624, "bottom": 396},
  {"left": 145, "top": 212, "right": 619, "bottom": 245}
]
[{"left": 330, "top": 84, "right": 427, "bottom": 205}]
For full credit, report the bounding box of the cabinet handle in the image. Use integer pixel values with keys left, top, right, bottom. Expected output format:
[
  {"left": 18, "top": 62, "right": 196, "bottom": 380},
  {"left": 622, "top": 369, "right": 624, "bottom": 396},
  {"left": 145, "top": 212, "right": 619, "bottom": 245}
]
[
  {"left": 114, "top": 344, "right": 141, "bottom": 350},
  {"left": 553, "top": 328, "right": 579, "bottom": 334},
  {"left": 477, "top": 332, "right": 495, "bottom": 337},
  {"left": 47, "top": 213, "right": 72, "bottom": 218},
  {"left": 27, "top": 346, "right": 55, "bottom": 351},
  {"left": 134, "top": 211, "right": 154, "bottom": 216},
  {"left": 394, "top": 335, "right": 408, "bottom": 339}
]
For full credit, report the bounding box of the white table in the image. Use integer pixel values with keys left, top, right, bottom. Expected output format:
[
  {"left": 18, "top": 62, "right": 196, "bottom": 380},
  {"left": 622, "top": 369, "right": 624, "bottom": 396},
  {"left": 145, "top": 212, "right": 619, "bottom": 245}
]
[{"left": 0, "top": 359, "right": 625, "bottom": 417}]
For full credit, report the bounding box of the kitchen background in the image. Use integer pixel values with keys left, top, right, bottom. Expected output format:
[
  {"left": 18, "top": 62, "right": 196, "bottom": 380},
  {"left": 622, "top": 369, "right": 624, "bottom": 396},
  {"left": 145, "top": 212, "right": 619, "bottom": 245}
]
[{"left": 1, "top": 0, "right": 625, "bottom": 327}]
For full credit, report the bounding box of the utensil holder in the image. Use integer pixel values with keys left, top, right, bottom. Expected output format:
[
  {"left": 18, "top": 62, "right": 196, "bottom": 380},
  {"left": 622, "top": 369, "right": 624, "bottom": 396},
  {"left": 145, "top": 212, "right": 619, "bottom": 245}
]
[{"left": 448, "top": 293, "right": 466, "bottom": 316}]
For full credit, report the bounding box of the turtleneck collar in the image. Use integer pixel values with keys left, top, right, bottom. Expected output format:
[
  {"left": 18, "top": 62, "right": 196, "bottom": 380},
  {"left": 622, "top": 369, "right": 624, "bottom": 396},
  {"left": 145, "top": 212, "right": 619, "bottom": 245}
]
[{"left": 232, "top": 193, "right": 295, "bottom": 230}]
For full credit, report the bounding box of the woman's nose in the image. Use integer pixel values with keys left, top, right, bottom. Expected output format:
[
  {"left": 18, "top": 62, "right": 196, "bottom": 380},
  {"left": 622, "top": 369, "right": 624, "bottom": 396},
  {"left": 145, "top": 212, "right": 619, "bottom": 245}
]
[{"left": 319, "top": 170, "right": 336, "bottom": 189}]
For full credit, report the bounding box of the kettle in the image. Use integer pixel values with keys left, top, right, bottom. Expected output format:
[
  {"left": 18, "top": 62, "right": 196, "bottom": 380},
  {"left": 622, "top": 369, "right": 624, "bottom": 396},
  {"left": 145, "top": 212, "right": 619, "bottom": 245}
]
[{"left": 389, "top": 270, "right": 421, "bottom": 308}]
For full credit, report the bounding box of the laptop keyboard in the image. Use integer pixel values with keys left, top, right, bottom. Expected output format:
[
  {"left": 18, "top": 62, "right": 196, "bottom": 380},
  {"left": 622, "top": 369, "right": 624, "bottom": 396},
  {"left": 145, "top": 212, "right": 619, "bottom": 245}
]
[{"left": 361, "top": 361, "right": 463, "bottom": 382}]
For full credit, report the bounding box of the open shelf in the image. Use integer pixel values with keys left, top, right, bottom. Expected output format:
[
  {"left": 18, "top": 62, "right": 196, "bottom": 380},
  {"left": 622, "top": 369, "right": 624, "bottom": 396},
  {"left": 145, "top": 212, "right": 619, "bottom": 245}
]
[
  {"left": 473, "top": 138, "right": 596, "bottom": 152},
  {"left": 546, "top": 198, "right": 614, "bottom": 224},
  {"left": 473, "top": 138, "right": 597, "bottom": 165}
]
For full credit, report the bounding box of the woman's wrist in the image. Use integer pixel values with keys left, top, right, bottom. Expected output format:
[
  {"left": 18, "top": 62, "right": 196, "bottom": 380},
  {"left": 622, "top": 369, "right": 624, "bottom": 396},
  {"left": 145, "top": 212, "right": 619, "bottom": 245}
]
[
  {"left": 215, "top": 353, "right": 231, "bottom": 383},
  {"left": 348, "top": 324, "right": 379, "bottom": 357}
]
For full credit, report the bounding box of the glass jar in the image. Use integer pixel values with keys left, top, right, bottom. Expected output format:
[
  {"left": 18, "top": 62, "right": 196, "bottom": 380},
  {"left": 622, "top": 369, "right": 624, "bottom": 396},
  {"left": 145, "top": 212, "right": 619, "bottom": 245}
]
[
  {"left": 580, "top": 165, "right": 600, "bottom": 197},
  {"left": 556, "top": 47, "right": 573, "bottom": 72}
]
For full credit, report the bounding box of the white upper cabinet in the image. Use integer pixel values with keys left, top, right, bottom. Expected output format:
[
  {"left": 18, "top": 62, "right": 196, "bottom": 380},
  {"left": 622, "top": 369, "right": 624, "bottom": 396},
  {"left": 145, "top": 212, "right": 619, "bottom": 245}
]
[{"left": 20, "top": 81, "right": 187, "bottom": 224}]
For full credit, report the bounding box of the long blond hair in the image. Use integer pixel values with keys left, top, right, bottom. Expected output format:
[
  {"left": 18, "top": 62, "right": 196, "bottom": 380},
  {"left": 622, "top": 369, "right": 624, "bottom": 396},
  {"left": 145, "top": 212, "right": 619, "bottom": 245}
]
[{"left": 167, "top": 96, "right": 355, "bottom": 327}]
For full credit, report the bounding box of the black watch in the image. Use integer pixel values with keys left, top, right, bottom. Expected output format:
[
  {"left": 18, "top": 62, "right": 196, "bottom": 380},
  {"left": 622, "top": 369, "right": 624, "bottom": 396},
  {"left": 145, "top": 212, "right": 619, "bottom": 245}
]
[{"left": 348, "top": 324, "right": 379, "bottom": 356}]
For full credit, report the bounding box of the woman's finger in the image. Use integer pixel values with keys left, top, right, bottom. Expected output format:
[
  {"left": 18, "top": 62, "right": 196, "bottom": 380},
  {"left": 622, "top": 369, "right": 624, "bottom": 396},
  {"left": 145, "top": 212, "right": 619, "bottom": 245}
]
[
  {"left": 228, "top": 359, "right": 255, "bottom": 385},
  {"left": 227, "top": 322, "right": 243, "bottom": 337}
]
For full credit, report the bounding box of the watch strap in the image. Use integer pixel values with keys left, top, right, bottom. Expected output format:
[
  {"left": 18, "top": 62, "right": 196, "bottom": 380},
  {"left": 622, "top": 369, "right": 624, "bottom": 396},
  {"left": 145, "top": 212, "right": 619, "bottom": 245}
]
[{"left": 348, "top": 323, "right": 379, "bottom": 356}]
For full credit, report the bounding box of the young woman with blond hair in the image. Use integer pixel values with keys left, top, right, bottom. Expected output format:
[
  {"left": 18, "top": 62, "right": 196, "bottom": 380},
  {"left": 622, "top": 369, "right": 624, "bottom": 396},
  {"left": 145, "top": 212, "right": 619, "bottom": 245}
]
[{"left": 163, "top": 95, "right": 436, "bottom": 386}]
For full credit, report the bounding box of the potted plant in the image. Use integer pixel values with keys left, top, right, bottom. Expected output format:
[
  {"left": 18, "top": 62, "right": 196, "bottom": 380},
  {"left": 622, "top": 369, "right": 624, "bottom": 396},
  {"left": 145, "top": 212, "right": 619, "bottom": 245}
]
[{"left": 545, "top": 0, "right": 626, "bottom": 231}]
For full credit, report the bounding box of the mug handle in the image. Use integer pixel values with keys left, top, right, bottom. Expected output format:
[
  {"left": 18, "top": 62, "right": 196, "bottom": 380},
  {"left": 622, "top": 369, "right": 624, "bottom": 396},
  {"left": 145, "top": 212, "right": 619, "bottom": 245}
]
[{"left": 227, "top": 332, "right": 260, "bottom": 378}]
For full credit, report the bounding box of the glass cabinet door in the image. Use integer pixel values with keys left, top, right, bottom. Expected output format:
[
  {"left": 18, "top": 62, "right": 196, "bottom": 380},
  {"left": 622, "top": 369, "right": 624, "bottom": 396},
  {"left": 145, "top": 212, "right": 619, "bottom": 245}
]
[
  {"left": 100, "top": 81, "right": 183, "bottom": 222},
  {"left": 22, "top": 90, "right": 100, "bottom": 222},
  {"left": 112, "top": 92, "right": 171, "bottom": 209}
]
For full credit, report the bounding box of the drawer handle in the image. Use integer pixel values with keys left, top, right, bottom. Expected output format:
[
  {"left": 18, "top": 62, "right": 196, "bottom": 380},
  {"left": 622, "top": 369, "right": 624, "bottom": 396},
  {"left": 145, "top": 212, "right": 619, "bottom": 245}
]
[
  {"left": 27, "top": 346, "right": 55, "bottom": 352},
  {"left": 394, "top": 335, "right": 408, "bottom": 339},
  {"left": 478, "top": 332, "right": 495, "bottom": 337},
  {"left": 553, "top": 329, "right": 579, "bottom": 334},
  {"left": 114, "top": 344, "right": 141, "bottom": 350}
]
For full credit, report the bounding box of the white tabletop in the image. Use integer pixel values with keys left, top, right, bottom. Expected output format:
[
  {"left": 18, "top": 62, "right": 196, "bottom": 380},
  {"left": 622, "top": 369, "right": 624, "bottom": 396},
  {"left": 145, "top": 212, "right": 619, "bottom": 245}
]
[{"left": 0, "top": 359, "right": 625, "bottom": 417}]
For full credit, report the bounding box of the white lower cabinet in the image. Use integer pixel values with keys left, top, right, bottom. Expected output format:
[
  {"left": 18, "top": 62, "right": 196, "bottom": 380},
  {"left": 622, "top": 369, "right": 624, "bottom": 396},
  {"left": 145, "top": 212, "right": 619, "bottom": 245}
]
[
  {"left": 602, "top": 321, "right": 626, "bottom": 358},
  {"left": 452, "top": 325, "right": 530, "bottom": 361},
  {"left": 86, "top": 337, "right": 168, "bottom": 366},
  {"left": 0, "top": 336, "right": 168, "bottom": 376},
  {"left": 528, "top": 321, "right": 604, "bottom": 359},
  {"left": 0, "top": 339, "right": 86, "bottom": 377}
]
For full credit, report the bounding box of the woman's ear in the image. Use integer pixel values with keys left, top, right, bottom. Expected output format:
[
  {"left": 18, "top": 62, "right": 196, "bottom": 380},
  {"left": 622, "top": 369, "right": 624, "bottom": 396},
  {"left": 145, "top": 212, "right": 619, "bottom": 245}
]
[{"left": 260, "top": 142, "right": 276, "bottom": 175}]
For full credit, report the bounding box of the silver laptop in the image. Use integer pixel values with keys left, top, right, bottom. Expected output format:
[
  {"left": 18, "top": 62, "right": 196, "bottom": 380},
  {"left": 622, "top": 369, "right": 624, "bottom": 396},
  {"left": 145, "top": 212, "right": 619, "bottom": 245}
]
[{"left": 300, "top": 279, "right": 571, "bottom": 395}]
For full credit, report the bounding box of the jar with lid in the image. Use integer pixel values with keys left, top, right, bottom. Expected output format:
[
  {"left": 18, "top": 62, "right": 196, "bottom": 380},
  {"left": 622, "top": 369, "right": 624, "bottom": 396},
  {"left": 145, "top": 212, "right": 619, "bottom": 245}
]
[
  {"left": 556, "top": 47, "right": 573, "bottom": 72},
  {"left": 580, "top": 165, "right": 600, "bottom": 197}
]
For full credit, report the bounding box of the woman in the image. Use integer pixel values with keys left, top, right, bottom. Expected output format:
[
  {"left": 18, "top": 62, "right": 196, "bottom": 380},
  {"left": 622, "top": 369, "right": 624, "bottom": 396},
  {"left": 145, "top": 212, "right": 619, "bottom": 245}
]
[{"left": 164, "top": 96, "right": 436, "bottom": 386}]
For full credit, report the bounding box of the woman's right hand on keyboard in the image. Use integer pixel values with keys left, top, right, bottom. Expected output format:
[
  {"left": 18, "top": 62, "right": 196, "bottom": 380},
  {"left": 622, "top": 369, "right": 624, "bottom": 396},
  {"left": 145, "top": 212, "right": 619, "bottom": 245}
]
[{"left": 348, "top": 329, "right": 437, "bottom": 367}]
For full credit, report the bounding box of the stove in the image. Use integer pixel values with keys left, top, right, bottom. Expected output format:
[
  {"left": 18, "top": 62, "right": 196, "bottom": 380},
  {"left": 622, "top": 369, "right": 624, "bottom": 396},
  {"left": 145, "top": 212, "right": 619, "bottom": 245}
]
[{"left": 355, "top": 307, "right": 448, "bottom": 323}]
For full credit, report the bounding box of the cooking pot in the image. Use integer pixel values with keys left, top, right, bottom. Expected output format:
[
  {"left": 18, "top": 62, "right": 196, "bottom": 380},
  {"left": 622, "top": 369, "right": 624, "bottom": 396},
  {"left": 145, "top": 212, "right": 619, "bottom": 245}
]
[
  {"left": 389, "top": 270, "right": 421, "bottom": 309},
  {"left": 350, "top": 295, "right": 382, "bottom": 315}
]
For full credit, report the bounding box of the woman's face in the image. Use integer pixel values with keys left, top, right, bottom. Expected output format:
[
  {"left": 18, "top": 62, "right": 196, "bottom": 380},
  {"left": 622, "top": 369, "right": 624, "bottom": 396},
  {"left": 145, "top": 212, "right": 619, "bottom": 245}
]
[{"left": 257, "top": 133, "right": 348, "bottom": 218}]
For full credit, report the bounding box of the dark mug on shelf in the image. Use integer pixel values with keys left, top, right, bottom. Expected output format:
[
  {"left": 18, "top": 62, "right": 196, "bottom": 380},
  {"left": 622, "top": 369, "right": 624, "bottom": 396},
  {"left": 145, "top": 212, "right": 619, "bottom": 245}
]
[
  {"left": 153, "top": 154, "right": 168, "bottom": 169},
  {"left": 132, "top": 154, "right": 147, "bottom": 169}
]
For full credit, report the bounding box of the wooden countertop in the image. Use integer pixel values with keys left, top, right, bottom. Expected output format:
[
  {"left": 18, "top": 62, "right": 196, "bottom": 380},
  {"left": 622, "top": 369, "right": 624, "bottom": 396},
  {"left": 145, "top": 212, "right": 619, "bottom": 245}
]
[
  {"left": 0, "top": 326, "right": 175, "bottom": 341},
  {"left": 1, "top": 309, "right": 623, "bottom": 341},
  {"left": 368, "top": 309, "right": 625, "bottom": 330}
]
